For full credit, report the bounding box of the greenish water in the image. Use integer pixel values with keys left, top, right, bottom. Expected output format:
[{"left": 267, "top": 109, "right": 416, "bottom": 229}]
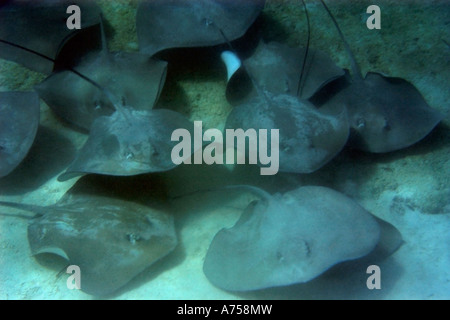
[{"left": 0, "top": 0, "right": 449, "bottom": 299}]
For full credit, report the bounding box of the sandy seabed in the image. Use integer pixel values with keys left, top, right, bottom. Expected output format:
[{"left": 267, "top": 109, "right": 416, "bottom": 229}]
[{"left": 0, "top": 0, "right": 449, "bottom": 299}]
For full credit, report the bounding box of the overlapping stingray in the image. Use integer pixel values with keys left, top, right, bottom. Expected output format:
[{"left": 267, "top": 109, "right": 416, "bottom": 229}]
[
  {"left": 58, "top": 108, "right": 198, "bottom": 181},
  {"left": 0, "top": 125, "right": 76, "bottom": 194},
  {"left": 0, "top": 91, "right": 40, "bottom": 178},
  {"left": 0, "top": 192, "right": 177, "bottom": 296},
  {"left": 225, "top": 92, "right": 349, "bottom": 173},
  {"left": 32, "top": 47, "right": 195, "bottom": 181},
  {"left": 203, "top": 185, "right": 402, "bottom": 291},
  {"left": 0, "top": 0, "right": 101, "bottom": 74},
  {"left": 324, "top": 71, "right": 443, "bottom": 153},
  {"left": 136, "top": 0, "right": 266, "bottom": 55},
  {"left": 222, "top": 2, "right": 349, "bottom": 174},
  {"left": 224, "top": 41, "right": 345, "bottom": 103},
  {"left": 22, "top": 18, "right": 194, "bottom": 181},
  {"left": 318, "top": 0, "right": 443, "bottom": 153},
  {"left": 35, "top": 23, "right": 168, "bottom": 131}
]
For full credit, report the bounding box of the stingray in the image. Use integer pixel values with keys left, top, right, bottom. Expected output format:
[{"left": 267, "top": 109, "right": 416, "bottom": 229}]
[
  {"left": 35, "top": 20, "right": 168, "bottom": 131},
  {"left": 136, "top": 0, "right": 266, "bottom": 56},
  {"left": 12, "top": 19, "right": 194, "bottom": 181},
  {"left": 58, "top": 107, "right": 199, "bottom": 181},
  {"left": 222, "top": 2, "right": 349, "bottom": 174},
  {"left": 0, "top": 193, "right": 177, "bottom": 296},
  {"left": 224, "top": 41, "right": 345, "bottom": 104},
  {"left": 318, "top": 0, "right": 443, "bottom": 153},
  {"left": 225, "top": 92, "right": 349, "bottom": 173},
  {"left": 0, "top": 0, "right": 101, "bottom": 74},
  {"left": 12, "top": 33, "right": 197, "bottom": 181},
  {"left": 1, "top": 37, "right": 182, "bottom": 181},
  {"left": 203, "top": 185, "right": 403, "bottom": 291},
  {"left": 0, "top": 91, "right": 40, "bottom": 178}
]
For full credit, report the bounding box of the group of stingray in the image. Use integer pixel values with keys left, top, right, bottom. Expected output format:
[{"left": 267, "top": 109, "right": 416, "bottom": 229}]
[{"left": 0, "top": 0, "right": 442, "bottom": 296}]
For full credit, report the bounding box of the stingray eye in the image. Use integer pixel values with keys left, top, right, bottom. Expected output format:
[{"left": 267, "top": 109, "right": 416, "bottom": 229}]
[
  {"left": 356, "top": 118, "right": 366, "bottom": 129},
  {"left": 202, "top": 18, "right": 213, "bottom": 27},
  {"left": 283, "top": 78, "right": 290, "bottom": 93},
  {"left": 93, "top": 100, "right": 102, "bottom": 110},
  {"left": 249, "top": 200, "right": 258, "bottom": 207},
  {"left": 125, "top": 152, "right": 134, "bottom": 160},
  {"left": 121, "top": 96, "right": 126, "bottom": 106},
  {"left": 279, "top": 140, "right": 290, "bottom": 152},
  {"left": 126, "top": 233, "right": 142, "bottom": 245},
  {"left": 276, "top": 250, "right": 285, "bottom": 262},
  {"left": 383, "top": 118, "right": 391, "bottom": 131}
]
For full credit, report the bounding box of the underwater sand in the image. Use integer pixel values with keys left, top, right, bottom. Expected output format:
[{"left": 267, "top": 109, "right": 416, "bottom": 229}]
[{"left": 0, "top": 0, "right": 449, "bottom": 299}]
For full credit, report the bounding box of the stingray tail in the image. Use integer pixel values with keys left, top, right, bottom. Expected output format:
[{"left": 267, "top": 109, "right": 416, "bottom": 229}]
[
  {"left": 209, "top": 21, "right": 273, "bottom": 106},
  {"left": 0, "top": 38, "right": 117, "bottom": 111},
  {"left": 170, "top": 184, "right": 272, "bottom": 204},
  {"left": 0, "top": 201, "right": 45, "bottom": 219},
  {"left": 0, "top": 212, "right": 34, "bottom": 220},
  {"left": 297, "top": 0, "right": 311, "bottom": 97},
  {"left": 99, "top": 13, "right": 112, "bottom": 63},
  {"left": 443, "top": 39, "right": 450, "bottom": 49},
  {"left": 319, "top": 0, "right": 363, "bottom": 81}
]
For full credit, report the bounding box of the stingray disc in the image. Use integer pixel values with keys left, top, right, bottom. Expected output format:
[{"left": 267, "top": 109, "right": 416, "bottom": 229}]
[
  {"left": 203, "top": 186, "right": 382, "bottom": 291},
  {"left": 26, "top": 193, "right": 177, "bottom": 296},
  {"left": 342, "top": 72, "right": 444, "bottom": 153},
  {"left": 225, "top": 41, "right": 345, "bottom": 103},
  {"left": 225, "top": 93, "right": 349, "bottom": 173},
  {"left": 0, "top": 0, "right": 101, "bottom": 74},
  {"left": 0, "top": 91, "right": 40, "bottom": 178},
  {"left": 137, "top": 0, "right": 266, "bottom": 55},
  {"left": 58, "top": 108, "right": 198, "bottom": 181},
  {"left": 35, "top": 52, "right": 168, "bottom": 131}
]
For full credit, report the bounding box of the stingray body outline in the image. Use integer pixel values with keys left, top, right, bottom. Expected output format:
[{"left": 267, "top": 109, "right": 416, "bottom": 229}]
[
  {"left": 203, "top": 185, "right": 403, "bottom": 291},
  {"left": 222, "top": 1, "right": 349, "bottom": 174},
  {"left": 137, "top": 0, "right": 266, "bottom": 56},
  {"left": 0, "top": 91, "right": 40, "bottom": 178},
  {"left": 0, "top": 0, "right": 102, "bottom": 74},
  {"left": 318, "top": 0, "right": 443, "bottom": 153},
  {"left": 33, "top": 13, "right": 169, "bottom": 132},
  {"left": 0, "top": 3, "right": 201, "bottom": 181},
  {"left": 0, "top": 192, "right": 177, "bottom": 296}
]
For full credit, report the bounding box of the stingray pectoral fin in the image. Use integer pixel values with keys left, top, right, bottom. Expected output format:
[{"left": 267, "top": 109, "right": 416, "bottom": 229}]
[
  {"left": 35, "top": 51, "right": 167, "bottom": 132},
  {"left": 58, "top": 108, "right": 197, "bottom": 181},
  {"left": 35, "top": 70, "right": 115, "bottom": 132},
  {"left": 137, "top": 0, "right": 265, "bottom": 55},
  {"left": 0, "top": 92, "right": 40, "bottom": 178},
  {"left": 0, "top": 0, "right": 101, "bottom": 74},
  {"left": 237, "top": 41, "right": 345, "bottom": 102},
  {"left": 365, "top": 215, "right": 403, "bottom": 261},
  {"left": 351, "top": 72, "right": 443, "bottom": 153},
  {"left": 203, "top": 185, "right": 382, "bottom": 291},
  {"left": 26, "top": 194, "right": 177, "bottom": 296},
  {"left": 31, "top": 246, "right": 70, "bottom": 261}
]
